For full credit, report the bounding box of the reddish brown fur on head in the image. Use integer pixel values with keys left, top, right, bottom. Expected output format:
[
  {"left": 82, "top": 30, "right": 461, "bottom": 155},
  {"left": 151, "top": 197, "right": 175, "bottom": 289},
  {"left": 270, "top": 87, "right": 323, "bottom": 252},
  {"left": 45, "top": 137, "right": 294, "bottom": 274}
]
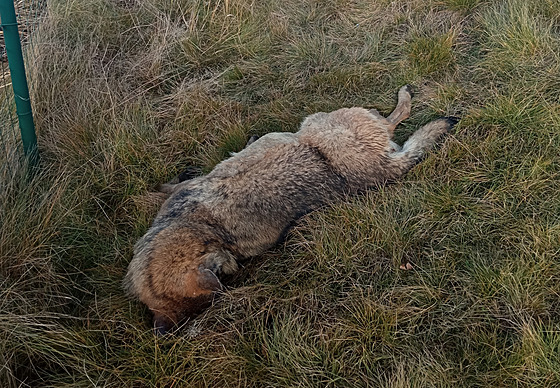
[
  {"left": 148, "top": 266, "right": 222, "bottom": 335},
  {"left": 125, "top": 227, "right": 238, "bottom": 335}
]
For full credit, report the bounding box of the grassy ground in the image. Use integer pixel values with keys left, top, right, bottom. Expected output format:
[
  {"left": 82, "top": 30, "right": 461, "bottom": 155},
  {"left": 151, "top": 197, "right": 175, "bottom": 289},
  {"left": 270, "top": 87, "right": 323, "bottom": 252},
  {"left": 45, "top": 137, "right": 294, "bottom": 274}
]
[{"left": 1, "top": 0, "right": 560, "bottom": 386}]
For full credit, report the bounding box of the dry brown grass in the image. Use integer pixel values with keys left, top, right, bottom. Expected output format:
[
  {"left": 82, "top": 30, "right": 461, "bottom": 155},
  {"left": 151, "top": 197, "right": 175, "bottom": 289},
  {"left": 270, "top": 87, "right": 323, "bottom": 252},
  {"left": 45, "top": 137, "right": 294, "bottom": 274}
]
[{"left": 1, "top": 0, "right": 560, "bottom": 386}]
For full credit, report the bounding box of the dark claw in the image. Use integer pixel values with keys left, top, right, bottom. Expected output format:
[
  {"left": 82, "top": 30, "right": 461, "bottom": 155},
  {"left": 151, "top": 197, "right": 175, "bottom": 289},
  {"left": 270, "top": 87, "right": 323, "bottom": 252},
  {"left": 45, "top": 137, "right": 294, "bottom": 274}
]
[
  {"left": 176, "top": 166, "right": 202, "bottom": 183},
  {"left": 245, "top": 135, "right": 259, "bottom": 148},
  {"left": 404, "top": 84, "right": 415, "bottom": 98},
  {"left": 444, "top": 116, "right": 461, "bottom": 127}
]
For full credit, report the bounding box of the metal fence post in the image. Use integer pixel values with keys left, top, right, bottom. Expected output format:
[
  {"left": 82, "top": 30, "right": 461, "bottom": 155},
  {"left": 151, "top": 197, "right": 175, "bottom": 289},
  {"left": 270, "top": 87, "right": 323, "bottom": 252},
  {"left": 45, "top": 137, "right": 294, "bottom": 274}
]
[{"left": 0, "top": 0, "right": 39, "bottom": 168}]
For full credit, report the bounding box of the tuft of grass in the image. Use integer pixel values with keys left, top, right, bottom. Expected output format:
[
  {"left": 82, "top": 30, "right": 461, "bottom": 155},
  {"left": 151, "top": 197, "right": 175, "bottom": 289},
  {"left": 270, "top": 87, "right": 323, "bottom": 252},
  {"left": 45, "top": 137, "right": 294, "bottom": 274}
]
[
  {"left": 408, "top": 31, "right": 456, "bottom": 76},
  {"left": 441, "top": 0, "right": 484, "bottom": 12},
  {"left": 1, "top": 0, "right": 560, "bottom": 386}
]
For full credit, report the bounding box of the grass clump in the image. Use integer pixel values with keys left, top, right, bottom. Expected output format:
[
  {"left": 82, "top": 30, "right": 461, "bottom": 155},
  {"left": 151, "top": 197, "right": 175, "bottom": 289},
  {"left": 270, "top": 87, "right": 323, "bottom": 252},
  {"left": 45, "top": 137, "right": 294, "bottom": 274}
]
[
  {"left": 1, "top": 0, "right": 560, "bottom": 386},
  {"left": 407, "top": 31, "right": 456, "bottom": 76}
]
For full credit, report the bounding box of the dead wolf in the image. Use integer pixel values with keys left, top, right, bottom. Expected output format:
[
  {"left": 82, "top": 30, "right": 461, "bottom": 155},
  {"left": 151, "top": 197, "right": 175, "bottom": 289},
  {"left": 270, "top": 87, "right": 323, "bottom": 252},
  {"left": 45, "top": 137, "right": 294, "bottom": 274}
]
[{"left": 124, "top": 86, "right": 458, "bottom": 334}]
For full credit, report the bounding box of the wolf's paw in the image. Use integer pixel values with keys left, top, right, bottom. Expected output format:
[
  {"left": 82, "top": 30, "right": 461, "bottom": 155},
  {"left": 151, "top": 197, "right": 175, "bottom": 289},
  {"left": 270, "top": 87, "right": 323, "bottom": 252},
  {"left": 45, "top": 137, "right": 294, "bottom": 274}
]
[
  {"left": 442, "top": 116, "right": 460, "bottom": 132},
  {"left": 403, "top": 84, "right": 415, "bottom": 98}
]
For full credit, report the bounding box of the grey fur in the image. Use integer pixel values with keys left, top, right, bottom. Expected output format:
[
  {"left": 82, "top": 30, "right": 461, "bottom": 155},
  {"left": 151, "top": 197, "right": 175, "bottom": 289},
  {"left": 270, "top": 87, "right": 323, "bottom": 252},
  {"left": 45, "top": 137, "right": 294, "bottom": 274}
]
[{"left": 123, "top": 86, "right": 457, "bottom": 334}]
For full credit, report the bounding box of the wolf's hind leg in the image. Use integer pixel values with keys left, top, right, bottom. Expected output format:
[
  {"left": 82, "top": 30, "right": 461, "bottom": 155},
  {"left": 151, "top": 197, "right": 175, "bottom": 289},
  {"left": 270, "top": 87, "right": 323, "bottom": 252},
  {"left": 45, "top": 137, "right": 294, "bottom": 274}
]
[
  {"left": 382, "top": 117, "right": 457, "bottom": 180},
  {"left": 399, "top": 117, "right": 458, "bottom": 158},
  {"left": 385, "top": 85, "right": 413, "bottom": 135},
  {"left": 389, "top": 140, "right": 401, "bottom": 152}
]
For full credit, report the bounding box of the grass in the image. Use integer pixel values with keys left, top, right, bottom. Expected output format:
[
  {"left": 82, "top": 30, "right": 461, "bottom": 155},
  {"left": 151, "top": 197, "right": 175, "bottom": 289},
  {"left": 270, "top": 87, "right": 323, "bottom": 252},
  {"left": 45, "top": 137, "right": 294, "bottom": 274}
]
[{"left": 1, "top": 0, "right": 560, "bottom": 386}]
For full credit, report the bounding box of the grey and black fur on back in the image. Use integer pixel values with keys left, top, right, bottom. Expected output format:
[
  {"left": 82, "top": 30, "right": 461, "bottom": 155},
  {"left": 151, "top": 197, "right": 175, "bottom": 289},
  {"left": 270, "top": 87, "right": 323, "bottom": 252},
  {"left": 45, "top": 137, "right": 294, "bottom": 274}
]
[{"left": 123, "top": 85, "right": 458, "bottom": 334}]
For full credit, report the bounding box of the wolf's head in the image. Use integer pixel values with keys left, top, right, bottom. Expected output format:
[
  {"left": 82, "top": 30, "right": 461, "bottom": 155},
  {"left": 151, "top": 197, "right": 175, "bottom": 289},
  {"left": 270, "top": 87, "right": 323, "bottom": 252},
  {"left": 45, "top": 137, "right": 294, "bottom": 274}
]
[{"left": 124, "top": 227, "right": 238, "bottom": 335}]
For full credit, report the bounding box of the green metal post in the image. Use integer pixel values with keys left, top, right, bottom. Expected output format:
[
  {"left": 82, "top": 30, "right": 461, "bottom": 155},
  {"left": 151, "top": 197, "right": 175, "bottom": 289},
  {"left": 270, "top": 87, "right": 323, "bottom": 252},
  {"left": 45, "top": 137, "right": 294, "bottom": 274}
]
[{"left": 0, "top": 0, "right": 39, "bottom": 167}]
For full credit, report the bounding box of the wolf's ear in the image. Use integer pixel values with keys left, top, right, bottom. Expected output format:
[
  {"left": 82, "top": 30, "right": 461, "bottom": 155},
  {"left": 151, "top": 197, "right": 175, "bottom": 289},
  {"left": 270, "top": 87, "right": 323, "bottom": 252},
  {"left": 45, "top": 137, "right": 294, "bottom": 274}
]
[
  {"left": 202, "top": 249, "right": 239, "bottom": 276},
  {"left": 196, "top": 265, "right": 223, "bottom": 291},
  {"left": 196, "top": 249, "right": 239, "bottom": 291}
]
